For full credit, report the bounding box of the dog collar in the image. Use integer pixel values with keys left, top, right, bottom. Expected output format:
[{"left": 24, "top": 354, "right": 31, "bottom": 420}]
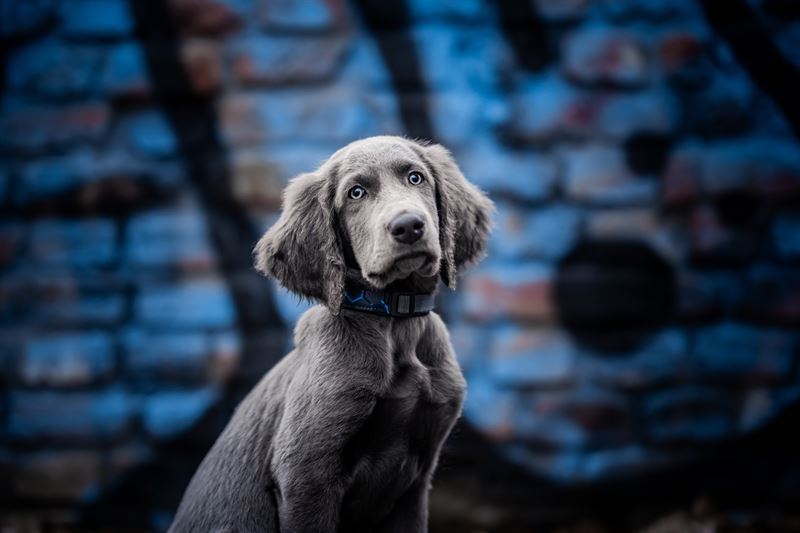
[{"left": 341, "top": 284, "right": 435, "bottom": 317}]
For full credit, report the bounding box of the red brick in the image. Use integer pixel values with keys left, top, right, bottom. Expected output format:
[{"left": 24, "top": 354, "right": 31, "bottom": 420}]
[
  {"left": 231, "top": 35, "right": 350, "bottom": 86},
  {"left": 688, "top": 205, "right": 732, "bottom": 256},
  {"left": 0, "top": 223, "right": 26, "bottom": 269},
  {"left": 230, "top": 151, "right": 286, "bottom": 210},
  {"left": 662, "top": 145, "right": 703, "bottom": 206},
  {"left": 463, "top": 265, "right": 555, "bottom": 323},
  {"left": 14, "top": 451, "right": 102, "bottom": 501},
  {"left": 169, "top": 0, "right": 244, "bottom": 36},
  {"left": 180, "top": 39, "right": 223, "bottom": 94},
  {"left": 658, "top": 30, "right": 709, "bottom": 87},
  {"left": 0, "top": 103, "right": 111, "bottom": 153},
  {"left": 740, "top": 267, "right": 800, "bottom": 325},
  {"left": 563, "top": 28, "right": 650, "bottom": 86}
]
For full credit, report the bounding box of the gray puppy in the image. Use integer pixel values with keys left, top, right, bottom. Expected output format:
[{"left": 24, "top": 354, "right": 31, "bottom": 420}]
[{"left": 169, "top": 136, "right": 493, "bottom": 532}]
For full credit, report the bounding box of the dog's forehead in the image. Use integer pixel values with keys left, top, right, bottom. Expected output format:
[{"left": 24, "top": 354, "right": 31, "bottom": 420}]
[{"left": 331, "top": 138, "right": 422, "bottom": 176}]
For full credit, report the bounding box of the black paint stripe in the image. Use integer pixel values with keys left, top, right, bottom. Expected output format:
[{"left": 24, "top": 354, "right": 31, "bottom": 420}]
[
  {"left": 699, "top": 0, "right": 800, "bottom": 142},
  {"left": 352, "top": 0, "right": 435, "bottom": 140}
]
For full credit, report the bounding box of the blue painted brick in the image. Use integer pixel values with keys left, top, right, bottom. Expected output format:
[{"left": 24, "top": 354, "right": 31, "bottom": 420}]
[
  {"left": 512, "top": 388, "right": 633, "bottom": 449},
  {"left": 562, "top": 144, "right": 658, "bottom": 204},
  {"left": 488, "top": 326, "right": 575, "bottom": 387},
  {"left": 8, "top": 389, "right": 136, "bottom": 443},
  {"left": 693, "top": 323, "right": 796, "bottom": 383},
  {"left": 61, "top": 0, "right": 133, "bottom": 38},
  {"left": 461, "top": 374, "right": 518, "bottom": 441},
  {"left": 29, "top": 219, "right": 117, "bottom": 266},
  {"left": 219, "top": 91, "right": 399, "bottom": 146},
  {"left": 120, "top": 111, "right": 178, "bottom": 158},
  {"left": 642, "top": 388, "right": 735, "bottom": 444},
  {"left": 506, "top": 445, "right": 674, "bottom": 484},
  {"left": 36, "top": 294, "right": 126, "bottom": 327},
  {"left": 125, "top": 209, "right": 215, "bottom": 270},
  {"left": 599, "top": 0, "right": 701, "bottom": 20},
  {"left": 773, "top": 214, "right": 800, "bottom": 258},
  {"left": 408, "top": 0, "right": 488, "bottom": 20},
  {"left": 490, "top": 203, "right": 582, "bottom": 261},
  {"left": 6, "top": 39, "right": 103, "bottom": 98},
  {"left": 258, "top": 0, "right": 345, "bottom": 30},
  {"left": 703, "top": 139, "right": 800, "bottom": 197},
  {"left": 509, "top": 75, "right": 677, "bottom": 142},
  {"left": 458, "top": 140, "right": 557, "bottom": 201},
  {"left": 413, "top": 26, "right": 509, "bottom": 94},
  {"left": 135, "top": 279, "right": 236, "bottom": 329},
  {"left": 21, "top": 332, "right": 115, "bottom": 387},
  {"left": 17, "top": 154, "right": 85, "bottom": 204},
  {"left": 584, "top": 329, "right": 690, "bottom": 389},
  {"left": 141, "top": 388, "right": 218, "bottom": 439},
  {"left": 122, "top": 329, "right": 211, "bottom": 382},
  {"left": 101, "top": 42, "right": 150, "bottom": 98}
]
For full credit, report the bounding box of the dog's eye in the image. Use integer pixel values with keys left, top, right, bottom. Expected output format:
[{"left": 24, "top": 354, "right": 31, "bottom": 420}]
[
  {"left": 348, "top": 185, "right": 366, "bottom": 200},
  {"left": 408, "top": 172, "right": 424, "bottom": 185}
]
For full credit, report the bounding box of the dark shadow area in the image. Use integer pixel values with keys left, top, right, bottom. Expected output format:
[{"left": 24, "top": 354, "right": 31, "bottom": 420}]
[
  {"left": 554, "top": 240, "right": 676, "bottom": 354},
  {"left": 699, "top": 0, "right": 800, "bottom": 142},
  {"left": 351, "top": 0, "right": 434, "bottom": 140},
  {"left": 434, "top": 400, "right": 800, "bottom": 532},
  {"left": 624, "top": 132, "right": 673, "bottom": 176},
  {"left": 494, "top": 0, "right": 554, "bottom": 73},
  {"left": 712, "top": 189, "right": 762, "bottom": 228}
]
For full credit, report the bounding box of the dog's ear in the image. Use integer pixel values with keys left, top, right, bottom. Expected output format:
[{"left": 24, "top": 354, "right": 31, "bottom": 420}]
[
  {"left": 419, "top": 142, "right": 494, "bottom": 289},
  {"left": 253, "top": 171, "right": 346, "bottom": 313}
]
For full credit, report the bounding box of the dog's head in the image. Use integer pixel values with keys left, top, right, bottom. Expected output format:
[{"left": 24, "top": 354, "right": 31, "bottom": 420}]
[{"left": 254, "top": 136, "right": 493, "bottom": 312}]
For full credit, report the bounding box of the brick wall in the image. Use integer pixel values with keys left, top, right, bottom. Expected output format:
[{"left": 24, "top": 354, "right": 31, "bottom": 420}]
[{"left": 1, "top": 0, "right": 800, "bottom": 529}]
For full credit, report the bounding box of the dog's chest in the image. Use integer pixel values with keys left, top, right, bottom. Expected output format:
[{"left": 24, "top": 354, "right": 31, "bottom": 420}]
[{"left": 338, "top": 354, "right": 459, "bottom": 529}]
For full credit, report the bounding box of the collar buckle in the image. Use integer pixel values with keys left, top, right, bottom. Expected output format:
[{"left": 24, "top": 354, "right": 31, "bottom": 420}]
[{"left": 392, "top": 293, "right": 415, "bottom": 316}]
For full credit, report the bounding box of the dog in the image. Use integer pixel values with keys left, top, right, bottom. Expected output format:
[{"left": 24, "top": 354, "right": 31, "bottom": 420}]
[{"left": 169, "top": 136, "right": 493, "bottom": 532}]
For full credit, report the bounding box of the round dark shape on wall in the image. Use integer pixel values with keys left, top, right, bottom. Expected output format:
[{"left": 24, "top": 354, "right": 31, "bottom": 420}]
[
  {"left": 762, "top": 0, "right": 800, "bottom": 19},
  {"left": 712, "top": 189, "right": 761, "bottom": 227},
  {"left": 555, "top": 240, "right": 676, "bottom": 354},
  {"left": 624, "top": 132, "right": 673, "bottom": 175}
]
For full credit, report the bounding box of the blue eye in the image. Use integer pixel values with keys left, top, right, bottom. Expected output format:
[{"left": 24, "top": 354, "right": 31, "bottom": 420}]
[
  {"left": 408, "top": 172, "right": 424, "bottom": 185},
  {"left": 349, "top": 185, "right": 366, "bottom": 200}
]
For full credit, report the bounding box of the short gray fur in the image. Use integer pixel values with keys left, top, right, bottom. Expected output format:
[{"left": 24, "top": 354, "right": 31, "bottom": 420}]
[{"left": 169, "top": 136, "right": 494, "bottom": 533}]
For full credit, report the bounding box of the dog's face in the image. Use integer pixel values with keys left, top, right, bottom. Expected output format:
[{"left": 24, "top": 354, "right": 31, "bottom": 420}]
[
  {"left": 333, "top": 138, "right": 441, "bottom": 287},
  {"left": 254, "top": 136, "right": 493, "bottom": 313}
]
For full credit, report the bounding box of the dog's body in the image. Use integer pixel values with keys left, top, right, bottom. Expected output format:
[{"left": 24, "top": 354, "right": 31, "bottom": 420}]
[{"left": 170, "top": 137, "right": 492, "bottom": 532}]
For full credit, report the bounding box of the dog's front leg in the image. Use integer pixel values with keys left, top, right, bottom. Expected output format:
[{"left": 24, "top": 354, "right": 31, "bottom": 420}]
[
  {"left": 272, "top": 385, "right": 376, "bottom": 532},
  {"left": 376, "top": 477, "right": 430, "bottom": 533}
]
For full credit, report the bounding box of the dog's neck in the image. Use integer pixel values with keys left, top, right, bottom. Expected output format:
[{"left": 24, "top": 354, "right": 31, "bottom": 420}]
[{"left": 340, "top": 268, "right": 438, "bottom": 318}]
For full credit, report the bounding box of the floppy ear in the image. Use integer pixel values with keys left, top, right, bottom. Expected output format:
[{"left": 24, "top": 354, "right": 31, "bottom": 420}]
[
  {"left": 420, "top": 143, "right": 494, "bottom": 289},
  {"left": 253, "top": 171, "right": 346, "bottom": 313}
]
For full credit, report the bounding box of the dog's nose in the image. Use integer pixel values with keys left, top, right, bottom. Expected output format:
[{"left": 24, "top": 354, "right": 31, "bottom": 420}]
[{"left": 389, "top": 213, "right": 425, "bottom": 244}]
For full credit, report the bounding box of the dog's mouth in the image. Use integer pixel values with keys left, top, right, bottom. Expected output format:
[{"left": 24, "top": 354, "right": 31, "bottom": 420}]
[{"left": 366, "top": 251, "right": 436, "bottom": 285}]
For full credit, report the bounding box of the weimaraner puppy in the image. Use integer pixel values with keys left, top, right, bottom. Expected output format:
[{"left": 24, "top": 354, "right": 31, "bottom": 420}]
[{"left": 169, "top": 136, "right": 493, "bottom": 532}]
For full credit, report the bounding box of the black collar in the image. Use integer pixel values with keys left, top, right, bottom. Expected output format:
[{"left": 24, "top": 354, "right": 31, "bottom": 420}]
[{"left": 341, "top": 282, "right": 435, "bottom": 318}]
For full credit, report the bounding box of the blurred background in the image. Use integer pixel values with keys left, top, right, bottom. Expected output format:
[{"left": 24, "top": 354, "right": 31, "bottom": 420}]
[{"left": 1, "top": 0, "right": 800, "bottom": 531}]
